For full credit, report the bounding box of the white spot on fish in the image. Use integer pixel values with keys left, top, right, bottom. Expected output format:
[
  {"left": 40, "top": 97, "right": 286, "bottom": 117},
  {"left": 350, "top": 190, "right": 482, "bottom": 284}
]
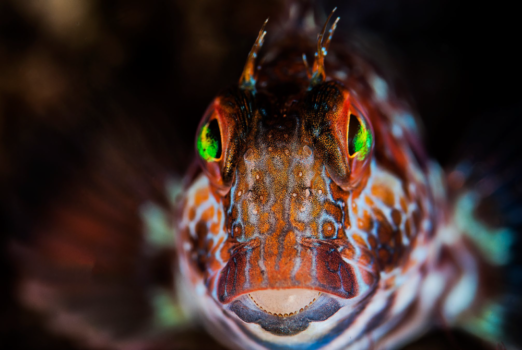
[
  {"left": 392, "top": 124, "right": 402, "bottom": 138},
  {"left": 335, "top": 71, "right": 347, "bottom": 80},
  {"left": 371, "top": 75, "right": 388, "bottom": 101}
]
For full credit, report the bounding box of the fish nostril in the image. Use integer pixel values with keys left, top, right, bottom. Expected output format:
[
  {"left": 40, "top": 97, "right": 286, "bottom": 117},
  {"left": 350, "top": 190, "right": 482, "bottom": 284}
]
[
  {"left": 244, "top": 148, "right": 254, "bottom": 161},
  {"left": 248, "top": 289, "right": 321, "bottom": 317},
  {"left": 303, "top": 145, "right": 313, "bottom": 157}
]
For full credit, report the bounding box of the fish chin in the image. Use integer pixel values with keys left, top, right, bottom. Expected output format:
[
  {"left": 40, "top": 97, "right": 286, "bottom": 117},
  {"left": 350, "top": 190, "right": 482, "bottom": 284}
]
[
  {"left": 227, "top": 291, "right": 341, "bottom": 337},
  {"left": 215, "top": 289, "right": 373, "bottom": 349}
]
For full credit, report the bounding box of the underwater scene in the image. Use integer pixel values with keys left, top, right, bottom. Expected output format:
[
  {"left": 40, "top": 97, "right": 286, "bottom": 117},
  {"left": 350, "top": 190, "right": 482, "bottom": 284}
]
[{"left": 0, "top": 1, "right": 521, "bottom": 349}]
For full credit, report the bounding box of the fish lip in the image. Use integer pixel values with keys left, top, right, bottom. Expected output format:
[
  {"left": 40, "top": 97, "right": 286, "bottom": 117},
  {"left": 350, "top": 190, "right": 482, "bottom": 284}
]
[
  {"left": 247, "top": 288, "right": 322, "bottom": 317},
  {"left": 228, "top": 292, "right": 342, "bottom": 336},
  {"left": 217, "top": 240, "right": 360, "bottom": 304}
]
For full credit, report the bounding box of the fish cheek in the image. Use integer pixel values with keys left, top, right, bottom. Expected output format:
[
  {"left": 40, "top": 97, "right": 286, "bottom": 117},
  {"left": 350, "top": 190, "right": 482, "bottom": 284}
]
[
  {"left": 317, "top": 133, "right": 350, "bottom": 187},
  {"left": 192, "top": 220, "right": 209, "bottom": 275},
  {"left": 221, "top": 130, "right": 244, "bottom": 187}
]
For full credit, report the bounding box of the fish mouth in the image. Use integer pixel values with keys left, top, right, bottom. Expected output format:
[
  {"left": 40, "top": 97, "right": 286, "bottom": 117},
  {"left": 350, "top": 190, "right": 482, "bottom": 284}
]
[
  {"left": 217, "top": 238, "right": 366, "bottom": 336},
  {"left": 217, "top": 239, "right": 360, "bottom": 304},
  {"left": 247, "top": 288, "right": 321, "bottom": 317},
  {"left": 229, "top": 289, "right": 341, "bottom": 336}
]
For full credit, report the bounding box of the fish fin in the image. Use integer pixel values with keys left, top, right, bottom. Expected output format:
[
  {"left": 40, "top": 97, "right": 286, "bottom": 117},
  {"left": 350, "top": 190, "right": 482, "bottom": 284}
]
[
  {"left": 7, "top": 110, "right": 202, "bottom": 348},
  {"left": 447, "top": 105, "right": 522, "bottom": 347}
]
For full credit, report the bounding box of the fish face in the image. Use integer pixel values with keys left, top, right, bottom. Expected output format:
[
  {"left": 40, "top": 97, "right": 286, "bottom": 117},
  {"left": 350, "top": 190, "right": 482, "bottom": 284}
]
[
  {"left": 212, "top": 82, "right": 377, "bottom": 305},
  {"left": 180, "top": 78, "right": 383, "bottom": 340}
]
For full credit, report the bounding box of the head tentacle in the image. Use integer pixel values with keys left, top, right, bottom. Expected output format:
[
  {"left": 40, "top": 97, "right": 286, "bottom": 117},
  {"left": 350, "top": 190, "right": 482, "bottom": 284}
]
[
  {"left": 310, "top": 8, "right": 340, "bottom": 87},
  {"left": 239, "top": 18, "right": 269, "bottom": 91}
]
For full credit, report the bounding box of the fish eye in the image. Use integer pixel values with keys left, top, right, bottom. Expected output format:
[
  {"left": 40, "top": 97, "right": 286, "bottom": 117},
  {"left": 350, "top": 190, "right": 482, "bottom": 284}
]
[
  {"left": 348, "top": 113, "right": 372, "bottom": 160},
  {"left": 197, "top": 118, "right": 222, "bottom": 161}
]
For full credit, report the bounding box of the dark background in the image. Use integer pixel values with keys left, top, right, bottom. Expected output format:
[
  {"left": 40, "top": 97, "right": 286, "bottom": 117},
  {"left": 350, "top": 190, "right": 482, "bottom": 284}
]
[{"left": 0, "top": 0, "right": 520, "bottom": 349}]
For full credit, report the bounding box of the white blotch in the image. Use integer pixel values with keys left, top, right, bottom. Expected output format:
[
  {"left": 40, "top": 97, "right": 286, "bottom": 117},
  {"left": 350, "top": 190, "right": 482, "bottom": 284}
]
[
  {"left": 166, "top": 177, "right": 183, "bottom": 205},
  {"left": 455, "top": 192, "right": 515, "bottom": 265},
  {"left": 444, "top": 273, "right": 477, "bottom": 321},
  {"left": 392, "top": 124, "right": 403, "bottom": 138},
  {"left": 392, "top": 273, "right": 421, "bottom": 316},
  {"left": 371, "top": 75, "right": 388, "bottom": 101},
  {"left": 420, "top": 273, "right": 445, "bottom": 310},
  {"left": 335, "top": 71, "right": 347, "bottom": 80},
  {"left": 141, "top": 202, "right": 174, "bottom": 248},
  {"left": 196, "top": 283, "right": 206, "bottom": 296},
  {"left": 151, "top": 289, "right": 186, "bottom": 328}
]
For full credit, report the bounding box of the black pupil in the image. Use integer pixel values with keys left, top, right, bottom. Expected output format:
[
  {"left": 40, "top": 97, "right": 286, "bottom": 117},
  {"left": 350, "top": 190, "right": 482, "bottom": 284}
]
[
  {"left": 208, "top": 119, "right": 222, "bottom": 159},
  {"left": 348, "top": 114, "right": 361, "bottom": 156}
]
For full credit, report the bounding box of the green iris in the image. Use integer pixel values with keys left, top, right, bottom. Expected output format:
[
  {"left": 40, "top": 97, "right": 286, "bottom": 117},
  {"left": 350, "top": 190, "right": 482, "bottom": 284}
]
[
  {"left": 197, "top": 119, "right": 222, "bottom": 161},
  {"left": 349, "top": 114, "right": 372, "bottom": 160}
]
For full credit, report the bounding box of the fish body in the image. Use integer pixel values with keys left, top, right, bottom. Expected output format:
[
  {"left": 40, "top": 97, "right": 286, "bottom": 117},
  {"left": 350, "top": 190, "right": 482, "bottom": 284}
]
[{"left": 177, "top": 12, "right": 486, "bottom": 350}]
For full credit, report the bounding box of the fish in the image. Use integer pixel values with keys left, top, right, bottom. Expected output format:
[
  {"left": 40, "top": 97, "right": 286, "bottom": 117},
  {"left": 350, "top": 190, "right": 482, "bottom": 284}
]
[
  {"left": 9, "top": 4, "right": 521, "bottom": 350},
  {"left": 176, "top": 7, "right": 521, "bottom": 350}
]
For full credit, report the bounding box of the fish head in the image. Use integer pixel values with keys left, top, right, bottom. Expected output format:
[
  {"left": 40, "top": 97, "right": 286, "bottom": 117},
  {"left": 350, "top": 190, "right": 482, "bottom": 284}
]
[{"left": 185, "top": 75, "right": 380, "bottom": 335}]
